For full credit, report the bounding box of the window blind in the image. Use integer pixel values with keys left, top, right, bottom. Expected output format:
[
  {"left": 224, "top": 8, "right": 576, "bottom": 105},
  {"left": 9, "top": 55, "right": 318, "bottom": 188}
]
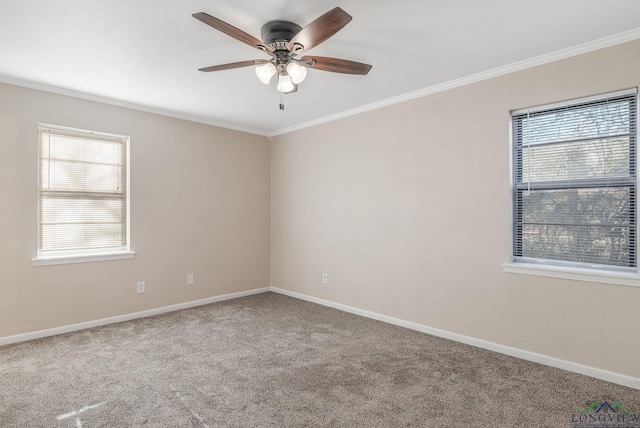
[
  {"left": 37, "top": 125, "right": 129, "bottom": 255},
  {"left": 511, "top": 90, "right": 637, "bottom": 271}
]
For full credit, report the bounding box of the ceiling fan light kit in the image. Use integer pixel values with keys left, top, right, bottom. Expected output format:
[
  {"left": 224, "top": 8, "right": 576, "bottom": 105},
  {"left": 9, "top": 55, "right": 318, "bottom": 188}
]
[
  {"left": 286, "top": 62, "right": 307, "bottom": 84},
  {"left": 255, "top": 62, "right": 277, "bottom": 84},
  {"left": 193, "top": 7, "right": 372, "bottom": 106},
  {"left": 276, "top": 72, "right": 295, "bottom": 93}
]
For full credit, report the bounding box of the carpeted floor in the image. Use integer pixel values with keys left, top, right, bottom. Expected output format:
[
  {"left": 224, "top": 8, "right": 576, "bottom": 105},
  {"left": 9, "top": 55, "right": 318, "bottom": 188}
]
[{"left": 1, "top": 292, "right": 639, "bottom": 427}]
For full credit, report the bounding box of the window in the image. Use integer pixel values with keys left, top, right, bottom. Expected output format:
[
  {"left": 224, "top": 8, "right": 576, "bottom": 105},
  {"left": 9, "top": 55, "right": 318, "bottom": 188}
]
[
  {"left": 34, "top": 124, "right": 133, "bottom": 266},
  {"left": 510, "top": 89, "right": 637, "bottom": 273}
]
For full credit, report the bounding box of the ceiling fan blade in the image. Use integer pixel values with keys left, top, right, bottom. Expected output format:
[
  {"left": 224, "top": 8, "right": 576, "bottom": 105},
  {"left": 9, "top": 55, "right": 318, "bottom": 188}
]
[
  {"left": 193, "top": 12, "right": 274, "bottom": 53},
  {"left": 301, "top": 56, "right": 372, "bottom": 75},
  {"left": 198, "top": 59, "right": 269, "bottom": 72},
  {"left": 286, "top": 7, "right": 352, "bottom": 53}
]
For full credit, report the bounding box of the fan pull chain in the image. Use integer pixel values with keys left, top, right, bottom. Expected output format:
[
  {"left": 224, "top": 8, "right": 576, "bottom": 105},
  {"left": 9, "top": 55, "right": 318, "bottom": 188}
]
[{"left": 279, "top": 90, "right": 285, "bottom": 111}]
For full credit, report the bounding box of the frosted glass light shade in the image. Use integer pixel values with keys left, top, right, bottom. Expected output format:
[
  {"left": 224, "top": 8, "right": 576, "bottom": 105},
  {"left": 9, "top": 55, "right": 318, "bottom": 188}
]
[
  {"left": 286, "top": 62, "right": 307, "bottom": 84},
  {"left": 255, "top": 62, "right": 276, "bottom": 84},
  {"left": 277, "top": 73, "right": 295, "bottom": 93}
]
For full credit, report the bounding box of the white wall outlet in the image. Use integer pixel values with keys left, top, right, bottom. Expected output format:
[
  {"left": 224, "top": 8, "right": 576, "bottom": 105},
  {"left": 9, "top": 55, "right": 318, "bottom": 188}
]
[
  {"left": 187, "top": 274, "right": 194, "bottom": 285},
  {"left": 322, "top": 273, "right": 328, "bottom": 284},
  {"left": 136, "top": 281, "right": 146, "bottom": 294}
]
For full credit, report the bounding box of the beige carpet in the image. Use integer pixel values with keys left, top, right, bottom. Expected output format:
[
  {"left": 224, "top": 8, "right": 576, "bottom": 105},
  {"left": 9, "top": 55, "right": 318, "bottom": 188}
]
[{"left": 1, "top": 292, "right": 639, "bottom": 427}]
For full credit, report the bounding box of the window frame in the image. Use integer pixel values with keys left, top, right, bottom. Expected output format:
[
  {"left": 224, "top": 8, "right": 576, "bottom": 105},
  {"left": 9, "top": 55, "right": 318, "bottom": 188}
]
[
  {"left": 504, "top": 88, "right": 640, "bottom": 287},
  {"left": 32, "top": 124, "right": 134, "bottom": 266}
]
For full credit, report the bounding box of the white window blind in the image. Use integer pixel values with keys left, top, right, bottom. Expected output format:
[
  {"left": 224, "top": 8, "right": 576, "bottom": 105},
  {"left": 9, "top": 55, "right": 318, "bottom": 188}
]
[
  {"left": 511, "top": 89, "right": 637, "bottom": 271},
  {"left": 37, "top": 124, "right": 130, "bottom": 257}
]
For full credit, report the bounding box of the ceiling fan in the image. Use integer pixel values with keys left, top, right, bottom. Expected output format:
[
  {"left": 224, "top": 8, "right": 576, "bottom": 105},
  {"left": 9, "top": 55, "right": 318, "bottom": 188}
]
[{"left": 192, "top": 7, "right": 372, "bottom": 103}]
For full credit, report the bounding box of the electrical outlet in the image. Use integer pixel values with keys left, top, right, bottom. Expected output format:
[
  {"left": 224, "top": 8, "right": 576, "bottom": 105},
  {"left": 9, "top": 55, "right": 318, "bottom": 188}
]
[
  {"left": 187, "top": 274, "right": 194, "bottom": 285},
  {"left": 322, "top": 273, "right": 328, "bottom": 284},
  {"left": 136, "top": 281, "right": 146, "bottom": 294}
]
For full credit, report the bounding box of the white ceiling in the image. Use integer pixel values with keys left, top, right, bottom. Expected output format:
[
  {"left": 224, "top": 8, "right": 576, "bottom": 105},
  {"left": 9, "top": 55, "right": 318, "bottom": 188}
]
[{"left": 1, "top": 0, "right": 640, "bottom": 136}]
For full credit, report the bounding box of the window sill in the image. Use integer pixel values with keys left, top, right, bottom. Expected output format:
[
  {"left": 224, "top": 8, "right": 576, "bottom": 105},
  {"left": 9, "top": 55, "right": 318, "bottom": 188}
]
[
  {"left": 32, "top": 251, "right": 135, "bottom": 267},
  {"left": 502, "top": 262, "right": 640, "bottom": 288}
]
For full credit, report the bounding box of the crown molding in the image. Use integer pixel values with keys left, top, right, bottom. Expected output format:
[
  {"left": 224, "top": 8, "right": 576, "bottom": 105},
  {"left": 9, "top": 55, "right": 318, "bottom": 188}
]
[
  {"left": 2, "top": 27, "right": 639, "bottom": 139},
  {"left": 0, "top": 75, "right": 269, "bottom": 136},
  {"left": 268, "top": 27, "right": 640, "bottom": 137}
]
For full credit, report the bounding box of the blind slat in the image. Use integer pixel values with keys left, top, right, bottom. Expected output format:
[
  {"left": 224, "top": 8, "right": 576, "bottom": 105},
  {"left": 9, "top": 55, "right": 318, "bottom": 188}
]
[
  {"left": 38, "top": 124, "right": 129, "bottom": 254},
  {"left": 511, "top": 91, "right": 637, "bottom": 270}
]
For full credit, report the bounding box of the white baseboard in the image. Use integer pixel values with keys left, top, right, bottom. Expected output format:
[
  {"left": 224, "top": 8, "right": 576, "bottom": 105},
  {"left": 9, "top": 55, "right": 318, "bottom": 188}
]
[
  {"left": 3, "top": 285, "right": 638, "bottom": 390},
  {"left": 270, "top": 287, "right": 640, "bottom": 390},
  {"left": 0, "top": 287, "right": 270, "bottom": 347}
]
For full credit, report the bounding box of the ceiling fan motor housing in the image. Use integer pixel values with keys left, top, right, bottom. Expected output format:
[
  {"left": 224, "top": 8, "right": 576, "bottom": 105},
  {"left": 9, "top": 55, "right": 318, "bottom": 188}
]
[{"left": 260, "top": 20, "right": 302, "bottom": 46}]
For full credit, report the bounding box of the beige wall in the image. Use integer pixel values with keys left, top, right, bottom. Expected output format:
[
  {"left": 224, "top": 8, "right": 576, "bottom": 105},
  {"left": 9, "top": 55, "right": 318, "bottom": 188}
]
[
  {"left": 2, "top": 39, "right": 639, "bottom": 380},
  {"left": 270, "top": 39, "right": 640, "bottom": 378},
  {"left": 0, "top": 83, "right": 270, "bottom": 337}
]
